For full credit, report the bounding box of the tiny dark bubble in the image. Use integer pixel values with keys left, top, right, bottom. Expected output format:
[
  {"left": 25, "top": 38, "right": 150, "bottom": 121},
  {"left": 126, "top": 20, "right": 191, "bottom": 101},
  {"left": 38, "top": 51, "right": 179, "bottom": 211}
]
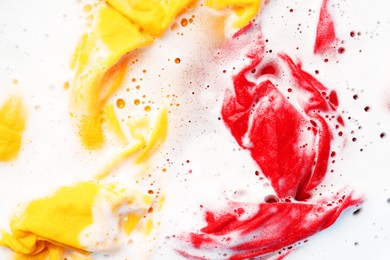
[
  {"left": 353, "top": 208, "right": 362, "bottom": 215},
  {"left": 354, "top": 242, "right": 359, "bottom": 246},
  {"left": 387, "top": 198, "right": 390, "bottom": 204},
  {"left": 338, "top": 47, "right": 345, "bottom": 54},
  {"left": 353, "top": 94, "right": 358, "bottom": 100},
  {"left": 364, "top": 106, "right": 370, "bottom": 112},
  {"left": 380, "top": 132, "right": 386, "bottom": 139},
  {"left": 264, "top": 195, "right": 279, "bottom": 203}
]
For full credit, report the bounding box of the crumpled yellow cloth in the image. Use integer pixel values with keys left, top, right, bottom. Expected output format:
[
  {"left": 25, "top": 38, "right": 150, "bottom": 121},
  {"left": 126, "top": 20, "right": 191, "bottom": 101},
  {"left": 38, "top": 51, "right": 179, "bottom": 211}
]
[
  {"left": 0, "top": 182, "right": 152, "bottom": 259},
  {"left": 0, "top": 96, "right": 26, "bottom": 161},
  {"left": 70, "top": 0, "right": 195, "bottom": 149}
]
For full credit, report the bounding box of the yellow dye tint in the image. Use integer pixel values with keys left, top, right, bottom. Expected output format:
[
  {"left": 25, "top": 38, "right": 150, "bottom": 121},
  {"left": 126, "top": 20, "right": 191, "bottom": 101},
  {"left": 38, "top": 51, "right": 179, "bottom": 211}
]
[
  {"left": 96, "top": 107, "right": 168, "bottom": 180},
  {"left": 206, "top": 0, "right": 261, "bottom": 28},
  {"left": 0, "top": 182, "right": 145, "bottom": 259},
  {"left": 94, "top": 141, "right": 144, "bottom": 180},
  {"left": 135, "top": 107, "right": 168, "bottom": 163},
  {"left": 124, "top": 213, "right": 143, "bottom": 235},
  {"left": 144, "top": 219, "right": 153, "bottom": 236},
  {"left": 156, "top": 195, "right": 165, "bottom": 212},
  {"left": 103, "top": 103, "right": 128, "bottom": 145},
  {"left": 0, "top": 96, "right": 26, "bottom": 161}
]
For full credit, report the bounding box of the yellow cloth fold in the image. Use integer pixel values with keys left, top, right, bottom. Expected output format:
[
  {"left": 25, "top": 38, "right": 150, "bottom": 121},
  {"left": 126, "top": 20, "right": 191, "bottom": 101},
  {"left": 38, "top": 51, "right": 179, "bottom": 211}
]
[
  {"left": 0, "top": 96, "right": 26, "bottom": 161},
  {"left": 0, "top": 182, "right": 151, "bottom": 259}
]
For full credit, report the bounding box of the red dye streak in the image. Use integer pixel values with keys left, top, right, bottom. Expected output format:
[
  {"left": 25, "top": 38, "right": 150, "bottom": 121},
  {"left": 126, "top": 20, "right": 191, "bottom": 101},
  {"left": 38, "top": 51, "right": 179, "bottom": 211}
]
[
  {"left": 314, "top": 0, "right": 337, "bottom": 55},
  {"left": 179, "top": 28, "right": 362, "bottom": 260}
]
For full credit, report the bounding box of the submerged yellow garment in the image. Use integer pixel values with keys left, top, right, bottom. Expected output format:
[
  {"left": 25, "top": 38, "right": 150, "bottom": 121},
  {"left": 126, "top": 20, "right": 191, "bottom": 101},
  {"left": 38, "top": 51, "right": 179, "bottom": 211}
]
[
  {"left": 0, "top": 96, "right": 26, "bottom": 161},
  {"left": 0, "top": 182, "right": 151, "bottom": 259},
  {"left": 70, "top": 0, "right": 194, "bottom": 149}
]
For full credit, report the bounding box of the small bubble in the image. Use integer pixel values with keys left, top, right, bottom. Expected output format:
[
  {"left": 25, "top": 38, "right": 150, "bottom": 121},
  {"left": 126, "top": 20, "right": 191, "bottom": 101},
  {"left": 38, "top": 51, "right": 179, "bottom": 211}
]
[
  {"left": 174, "top": 58, "right": 181, "bottom": 64},
  {"left": 380, "top": 132, "right": 386, "bottom": 139},
  {"left": 144, "top": 105, "right": 151, "bottom": 112},
  {"left": 264, "top": 195, "right": 279, "bottom": 203},
  {"left": 353, "top": 208, "right": 362, "bottom": 215},
  {"left": 83, "top": 4, "right": 92, "bottom": 12},
  {"left": 350, "top": 31, "right": 355, "bottom": 37},
  {"left": 353, "top": 94, "right": 358, "bottom": 100},
  {"left": 181, "top": 18, "right": 188, "bottom": 27},
  {"left": 338, "top": 47, "right": 345, "bottom": 54},
  {"left": 364, "top": 106, "right": 370, "bottom": 112},
  {"left": 134, "top": 99, "right": 140, "bottom": 105},
  {"left": 116, "top": 98, "right": 125, "bottom": 109}
]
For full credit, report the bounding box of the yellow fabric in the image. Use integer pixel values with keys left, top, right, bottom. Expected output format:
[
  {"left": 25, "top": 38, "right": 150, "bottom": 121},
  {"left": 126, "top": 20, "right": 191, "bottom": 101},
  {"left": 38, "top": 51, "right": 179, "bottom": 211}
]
[
  {"left": 70, "top": 0, "right": 193, "bottom": 149},
  {"left": 106, "top": 0, "right": 196, "bottom": 36},
  {"left": 0, "top": 96, "right": 26, "bottom": 161},
  {"left": 206, "top": 0, "right": 261, "bottom": 28},
  {"left": 0, "top": 182, "right": 150, "bottom": 259},
  {"left": 70, "top": 5, "right": 152, "bottom": 149}
]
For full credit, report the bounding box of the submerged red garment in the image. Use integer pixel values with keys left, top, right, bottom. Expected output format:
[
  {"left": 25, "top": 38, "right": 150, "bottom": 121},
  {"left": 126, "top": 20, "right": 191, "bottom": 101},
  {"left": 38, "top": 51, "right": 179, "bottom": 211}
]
[
  {"left": 222, "top": 52, "right": 342, "bottom": 200},
  {"left": 178, "top": 27, "right": 362, "bottom": 259}
]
